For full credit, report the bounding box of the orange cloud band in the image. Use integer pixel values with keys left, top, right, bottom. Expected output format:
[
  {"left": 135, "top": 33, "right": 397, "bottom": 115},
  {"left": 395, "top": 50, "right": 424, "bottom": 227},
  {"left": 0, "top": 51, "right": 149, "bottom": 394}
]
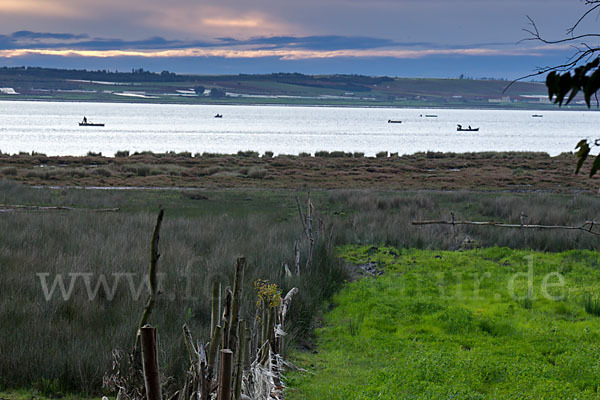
[{"left": 0, "top": 47, "right": 546, "bottom": 60}]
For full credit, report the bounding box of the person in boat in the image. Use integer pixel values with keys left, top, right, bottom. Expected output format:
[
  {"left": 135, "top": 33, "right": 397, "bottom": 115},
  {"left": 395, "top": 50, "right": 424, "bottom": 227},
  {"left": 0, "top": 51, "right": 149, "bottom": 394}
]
[
  {"left": 468, "top": 125, "right": 472, "bottom": 130},
  {"left": 457, "top": 124, "right": 462, "bottom": 129},
  {"left": 82, "top": 116, "right": 87, "bottom": 124}
]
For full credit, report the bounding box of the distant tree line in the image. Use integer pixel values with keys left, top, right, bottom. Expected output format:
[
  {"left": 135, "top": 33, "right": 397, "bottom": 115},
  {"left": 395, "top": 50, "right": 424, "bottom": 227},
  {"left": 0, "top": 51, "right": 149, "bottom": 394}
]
[
  {"left": 0, "top": 67, "right": 396, "bottom": 88},
  {"left": 0, "top": 66, "right": 188, "bottom": 82}
]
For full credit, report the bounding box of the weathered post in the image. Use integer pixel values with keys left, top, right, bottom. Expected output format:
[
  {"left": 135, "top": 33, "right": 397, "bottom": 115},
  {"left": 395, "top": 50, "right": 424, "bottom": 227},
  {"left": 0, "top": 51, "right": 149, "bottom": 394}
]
[
  {"left": 208, "top": 324, "right": 223, "bottom": 377},
  {"left": 217, "top": 349, "right": 233, "bottom": 400},
  {"left": 244, "top": 326, "right": 252, "bottom": 369},
  {"left": 211, "top": 281, "right": 221, "bottom": 338},
  {"left": 134, "top": 209, "right": 164, "bottom": 353},
  {"left": 233, "top": 320, "right": 247, "bottom": 400},
  {"left": 222, "top": 288, "right": 232, "bottom": 349},
  {"left": 229, "top": 257, "right": 246, "bottom": 350},
  {"left": 293, "top": 240, "right": 300, "bottom": 276},
  {"left": 520, "top": 211, "right": 528, "bottom": 247},
  {"left": 450, "top": 212, "right": 456, "bottom": 250},
  {"left": 306, "top": 191, "right": 314, "bottom": 271},
  {"left": 140, "top": 325, "right": 162, "bottom": 400}
]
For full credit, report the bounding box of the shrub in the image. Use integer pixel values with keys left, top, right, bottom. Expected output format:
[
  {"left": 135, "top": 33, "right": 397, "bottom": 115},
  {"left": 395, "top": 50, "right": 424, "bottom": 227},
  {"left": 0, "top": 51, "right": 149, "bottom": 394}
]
[
  {"left": 237, "top": 150, "right": 259, "bottom": 158},
  {"left": 353, "top": 152, "right": 365, "bottom": 158},
  {"left": 94, "top": 168, "right": 112, "bottom": 177},
  {"left": 0, "top": 166, "right": 18, "bottom": 176},
  {"left": 376, "top": 151, "right": 388, "bottom": 158},
  {"left": 298, "top": 152, "right": 312, "bottom": 157},
  {"left": 247, "top": 167, "right": 268, "bottom": 179},
  {"left": 122, "top": 164, "right": 152, "bottom": 177},
  {"left": 202, "top": 152, "right": 225, "bottom": 158},
  {"left": 132, "top": 151, "right": 156, "bottom": 157},
  {"left": 66, "top": 168, "right": 88, "bottom": 178},
  {"left": 114, "top": 150, "right": 130, "bottom": 157},
  {"left": 315, "top": 151, "right": 330, "bottom": 157},
  {"left": 329, "top": 151, "right": 352, "bottom": 158},
  {"left": 159, "top": 165, "right": 187, "bottom": 176},
  {"left": 263, "top": 151, "right": 274, "bottom": 158},
  {"left": 202, "top": 166, "right": 223, "bottom": 176},
  {"left": 87, "top": 151, "right": 102, "bottom": 157}
]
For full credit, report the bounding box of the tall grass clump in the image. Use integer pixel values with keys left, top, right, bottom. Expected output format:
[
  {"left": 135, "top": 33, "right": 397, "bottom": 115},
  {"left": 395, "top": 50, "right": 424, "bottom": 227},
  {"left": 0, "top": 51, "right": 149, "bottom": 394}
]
[
  {"left": 583, "top": 294, "right": 600, "bottom": 317},
  {"left": 247, "top": 166, "right": 268, "bottom": 179},
  {"left": 94, "top": 167, "right": 112, "bottom": 177},
  {"left": 0, "top": 166, "right": 17, "bottom": 176},
  {"left": 121, "top": 163, "right": 152, "bottom": 177}
]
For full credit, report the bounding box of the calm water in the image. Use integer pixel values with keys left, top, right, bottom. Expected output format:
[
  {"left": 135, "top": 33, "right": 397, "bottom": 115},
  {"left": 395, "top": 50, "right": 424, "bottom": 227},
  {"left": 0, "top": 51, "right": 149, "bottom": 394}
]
[{"left": 0, "top": 100, "right": 597, "bottom": 156}]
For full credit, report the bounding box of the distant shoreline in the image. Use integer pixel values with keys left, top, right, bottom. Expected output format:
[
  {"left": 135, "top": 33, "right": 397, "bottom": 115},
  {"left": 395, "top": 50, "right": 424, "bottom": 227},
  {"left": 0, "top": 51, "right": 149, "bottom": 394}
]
[{"left": 0, "top": 68, "right": 588, "bottom": 110}]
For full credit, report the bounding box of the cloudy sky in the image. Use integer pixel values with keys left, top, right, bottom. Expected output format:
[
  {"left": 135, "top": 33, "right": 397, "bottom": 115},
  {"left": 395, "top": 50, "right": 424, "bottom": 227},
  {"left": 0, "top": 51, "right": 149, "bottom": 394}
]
[{"left": 0, "top": 0, "right": 595, "bottom": 78}]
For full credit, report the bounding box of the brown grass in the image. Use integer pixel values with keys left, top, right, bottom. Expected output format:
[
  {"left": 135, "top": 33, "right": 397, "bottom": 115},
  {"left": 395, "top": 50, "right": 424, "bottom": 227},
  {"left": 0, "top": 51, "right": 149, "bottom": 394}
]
[{"left": 0, "top": 151, "right": 596, "bottom": 191}]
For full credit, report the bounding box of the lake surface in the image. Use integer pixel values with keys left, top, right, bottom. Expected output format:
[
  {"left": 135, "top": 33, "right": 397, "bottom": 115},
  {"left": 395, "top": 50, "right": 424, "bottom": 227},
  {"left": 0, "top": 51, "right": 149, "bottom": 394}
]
[{"left": 0, "top": 100, "right": 597, "bottom": 156}]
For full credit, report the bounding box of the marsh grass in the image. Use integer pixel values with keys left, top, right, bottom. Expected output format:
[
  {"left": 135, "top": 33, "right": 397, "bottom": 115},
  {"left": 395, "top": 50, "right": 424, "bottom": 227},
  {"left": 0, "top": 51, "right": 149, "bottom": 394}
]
[
  {"left": 0, "top": 180, "right": 599, "bottom": 394},
  {"left": 583, "top": 294, "right": 600, "bottom": 317},
  {"left": 0, "top": 151, "right": 592, "bottom": 192}
]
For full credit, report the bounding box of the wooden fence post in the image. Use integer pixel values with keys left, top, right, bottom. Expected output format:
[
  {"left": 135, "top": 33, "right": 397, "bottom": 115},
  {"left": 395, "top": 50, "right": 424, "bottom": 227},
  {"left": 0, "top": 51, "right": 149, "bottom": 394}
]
[
  {"left": 451, "top": 212, "right": 456, "bottom": 250},
  {"left": 217, "top": 349, "right": 233, "bottom": 400},
  {"left": 229, "top": 257, "right": 246, "bottom": 350},
  {"left": 233, "top": 320, "right": 246, "bottom": 400},
  {"left": 211, "top": 281, "right": 221, "bottom": 339},
  {"left": 140, "top": 325, "right": 162, "bottom": 400},
  {"left": 520, "top": 211, "right": 528, "bottom": 247}
]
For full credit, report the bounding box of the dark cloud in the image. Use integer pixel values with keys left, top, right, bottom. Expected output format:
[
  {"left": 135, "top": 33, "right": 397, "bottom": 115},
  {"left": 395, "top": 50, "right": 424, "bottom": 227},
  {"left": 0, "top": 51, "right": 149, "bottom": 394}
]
[
  {"left": 0, "top": 32, "right": 209, "bottom": 50},
  {"left": 11, "top": 31, "right": 89, "bottom": 40},
  {"left": 0, "top": 31, "right": 415, "bottom": 51},
  {"left": 0, "top": 31, "right": 533, "bottom": 53},
  {"left": 235, "top": 36, "right": 403, "bottom": 50}
]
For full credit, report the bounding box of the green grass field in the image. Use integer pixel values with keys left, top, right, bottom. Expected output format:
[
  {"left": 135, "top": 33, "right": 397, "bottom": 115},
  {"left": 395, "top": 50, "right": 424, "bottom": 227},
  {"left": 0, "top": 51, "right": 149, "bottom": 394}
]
[{"left": 286, "top": 245, "right": 600, "bottom": 399}]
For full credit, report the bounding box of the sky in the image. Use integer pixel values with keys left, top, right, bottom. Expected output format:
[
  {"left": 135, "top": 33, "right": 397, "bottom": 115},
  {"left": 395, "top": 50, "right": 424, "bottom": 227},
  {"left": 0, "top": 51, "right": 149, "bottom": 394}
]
[{"left": 0, "top": 0, "right": 596, "bottom": 78}]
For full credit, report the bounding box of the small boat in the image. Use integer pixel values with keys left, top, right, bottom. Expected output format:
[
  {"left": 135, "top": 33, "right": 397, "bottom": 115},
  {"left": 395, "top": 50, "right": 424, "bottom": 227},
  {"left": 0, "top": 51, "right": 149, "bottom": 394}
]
[
  {"left": 425, "top": 114, "right": 438, "bottom": 118},
  {"left": 457, "top": 124, "right": 479, "bottom": 132},
  {"left": 79, "top": 117, "right": 104, "bottom": 127},
  {"left": 388, "top": 120, "right": 402, "bottom": 123},
  {"left": 531, "top": 114, "right": 543, "bottom": 118},
  {"left": 214, "top": 114, "right": 223, "bottom": 118}
]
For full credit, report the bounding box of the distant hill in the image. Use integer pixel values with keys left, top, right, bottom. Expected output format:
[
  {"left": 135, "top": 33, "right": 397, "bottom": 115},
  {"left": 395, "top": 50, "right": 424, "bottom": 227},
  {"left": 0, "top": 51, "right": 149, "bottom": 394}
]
[{"left": 0, "top": 66, "right": 562, "bottom": 108}]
